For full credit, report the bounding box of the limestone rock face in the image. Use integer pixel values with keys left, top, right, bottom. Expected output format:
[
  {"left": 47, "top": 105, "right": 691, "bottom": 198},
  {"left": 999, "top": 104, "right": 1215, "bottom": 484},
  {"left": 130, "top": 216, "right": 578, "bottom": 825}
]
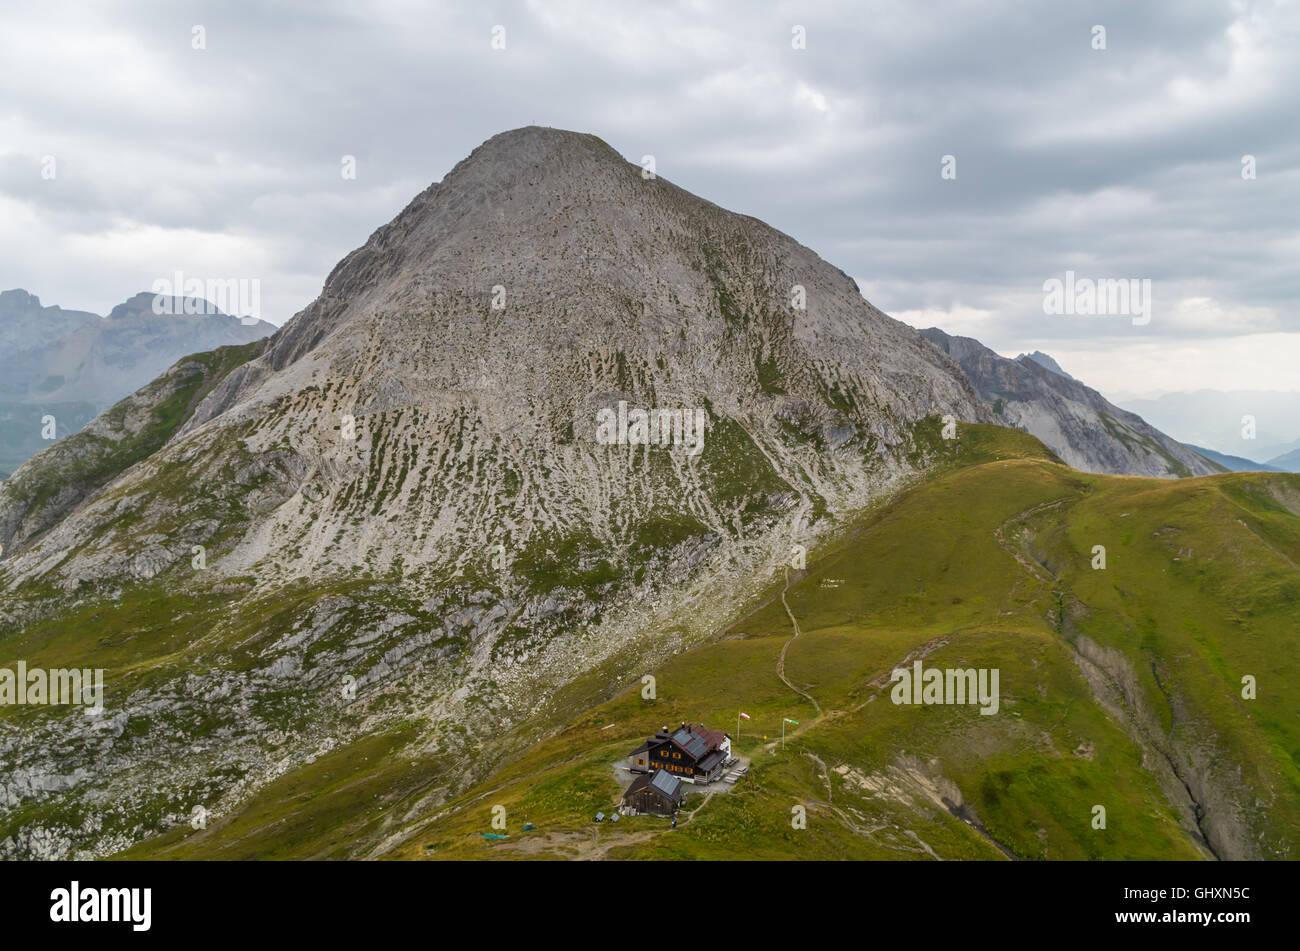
[
  {"left": 921, "top": 328, "right": 1219, "bottom": 477},
  {"left": 6, "top": 127, "right": 991, "bottom": 590}
]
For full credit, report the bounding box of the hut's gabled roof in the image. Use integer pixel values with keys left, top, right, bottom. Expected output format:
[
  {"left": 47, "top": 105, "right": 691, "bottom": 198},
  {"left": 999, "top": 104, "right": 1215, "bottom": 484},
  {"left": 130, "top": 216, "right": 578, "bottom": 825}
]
[{"left": 623, "top": 768, "right": 683, "bottom": 804}]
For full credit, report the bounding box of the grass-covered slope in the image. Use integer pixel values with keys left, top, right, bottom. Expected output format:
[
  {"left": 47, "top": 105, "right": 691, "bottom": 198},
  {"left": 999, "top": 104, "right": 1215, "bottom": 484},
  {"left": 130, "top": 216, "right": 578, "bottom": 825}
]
[
  {"left": 117, "top": 423, "right": 1300, "bottom": 860},
  {"left": 0, "top": 339, "right": 267, "bottom": 558}
]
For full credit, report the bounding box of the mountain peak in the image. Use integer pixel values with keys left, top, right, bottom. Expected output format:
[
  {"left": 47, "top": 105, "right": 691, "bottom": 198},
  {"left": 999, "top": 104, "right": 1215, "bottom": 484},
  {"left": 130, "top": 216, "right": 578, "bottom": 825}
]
[
  {"left": 0, "top": 288, "right": 43, "bottom": 313},
  {"left": 1015, "top": 350, "right": 1074, "bottom": 381},
  {"left": 108, "top": 290, "right": 229, "bottom": 320},
  {"left": 463, "top": 125, "right": 621, "bottom": 164},
  {"left": 23, "top": 125, "right": 991, "bottom": 585},
  {"left": 386, "top": 126, "right": 632, "bottom": 229},
  {"left": 261, "top": 124, "right": 865, "bottom": 374}
]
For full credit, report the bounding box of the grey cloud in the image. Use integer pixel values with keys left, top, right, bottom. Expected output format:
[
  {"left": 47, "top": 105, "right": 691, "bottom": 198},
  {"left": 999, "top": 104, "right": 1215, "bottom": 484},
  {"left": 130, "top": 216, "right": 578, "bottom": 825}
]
[{"left": 0, "top": 0, "right": 1295, "bottom": 390}]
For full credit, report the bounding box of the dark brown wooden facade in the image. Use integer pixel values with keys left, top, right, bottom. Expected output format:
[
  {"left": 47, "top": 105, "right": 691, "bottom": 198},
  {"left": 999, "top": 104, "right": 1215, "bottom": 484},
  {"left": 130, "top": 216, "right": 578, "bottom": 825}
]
[
  {"left": 627, "top": 722, "right": 731, "bottom": 782},
  {"left": 622, "top": 769, "right": 682, "bottom": 816}
]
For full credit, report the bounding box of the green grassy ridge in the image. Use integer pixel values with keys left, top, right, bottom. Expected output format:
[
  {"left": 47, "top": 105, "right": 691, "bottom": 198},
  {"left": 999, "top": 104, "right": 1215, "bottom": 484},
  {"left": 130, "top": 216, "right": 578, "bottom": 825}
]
[
  {"left": 1047, "top": 472, "right": 1300, "bottom": 855},
  {"left": 377, "top": 621, "right": 1195, "bottom": 860},
  {"left": 384, "top": 451, "right": 1297, "bottom": 860}
]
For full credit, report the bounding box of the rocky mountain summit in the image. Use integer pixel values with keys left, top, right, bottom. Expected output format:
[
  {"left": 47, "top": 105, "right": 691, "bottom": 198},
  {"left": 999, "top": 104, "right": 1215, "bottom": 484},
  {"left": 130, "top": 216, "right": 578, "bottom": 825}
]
[
  {"left": 6, "top": 127, "right": 993, "bottom": 592},
  {"left": 1015, "top": 350, "right": 1075, "bottom": 381},
  {"left": 0, "top": 127, "right": 995, "bottom": 858}
]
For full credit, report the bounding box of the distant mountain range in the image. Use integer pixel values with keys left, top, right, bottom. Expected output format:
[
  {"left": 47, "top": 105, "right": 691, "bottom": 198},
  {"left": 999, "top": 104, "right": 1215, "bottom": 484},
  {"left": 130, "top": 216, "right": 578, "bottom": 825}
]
[
  {"left": 1182, "top": 444, "right": 1285, "bottom": 473},
  {"left": 1267, "top": 446, "right": 1300, "bottom": 471},
  {"left": 0, "top": 289, "right": 274, "bottom": 478}
]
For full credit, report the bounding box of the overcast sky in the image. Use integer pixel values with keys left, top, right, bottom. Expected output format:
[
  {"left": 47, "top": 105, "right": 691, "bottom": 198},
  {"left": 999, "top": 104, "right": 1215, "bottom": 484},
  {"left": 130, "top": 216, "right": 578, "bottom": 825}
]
[{"left": 2, "top": 0, "right": 1297, "bottom": 399}]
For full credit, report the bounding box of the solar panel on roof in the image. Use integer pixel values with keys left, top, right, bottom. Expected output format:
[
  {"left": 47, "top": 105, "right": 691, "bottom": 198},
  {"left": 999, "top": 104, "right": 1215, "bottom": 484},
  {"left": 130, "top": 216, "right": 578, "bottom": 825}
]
[{"left": 651, "top": 770, "right": 681, "bottom": 796}]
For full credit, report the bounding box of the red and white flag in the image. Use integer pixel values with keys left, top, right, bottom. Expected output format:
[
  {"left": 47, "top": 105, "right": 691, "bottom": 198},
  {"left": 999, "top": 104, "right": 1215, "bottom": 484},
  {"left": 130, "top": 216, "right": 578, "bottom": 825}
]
[{"left": 739, "top": 712, "right": 751, "bottom": 720}]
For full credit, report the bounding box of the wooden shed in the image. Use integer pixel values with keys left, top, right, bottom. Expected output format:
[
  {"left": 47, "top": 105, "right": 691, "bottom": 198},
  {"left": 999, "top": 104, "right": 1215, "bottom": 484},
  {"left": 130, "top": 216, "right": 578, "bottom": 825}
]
[{"left": 621, "top": 768, "right": 683, "bottom": 816}]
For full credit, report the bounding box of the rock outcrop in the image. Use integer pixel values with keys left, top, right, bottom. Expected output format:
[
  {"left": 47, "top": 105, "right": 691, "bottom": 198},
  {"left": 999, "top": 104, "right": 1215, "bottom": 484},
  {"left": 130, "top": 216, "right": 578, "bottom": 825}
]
[{"left": 921, "top": 328, "right": 1220, "bottom": 477}]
